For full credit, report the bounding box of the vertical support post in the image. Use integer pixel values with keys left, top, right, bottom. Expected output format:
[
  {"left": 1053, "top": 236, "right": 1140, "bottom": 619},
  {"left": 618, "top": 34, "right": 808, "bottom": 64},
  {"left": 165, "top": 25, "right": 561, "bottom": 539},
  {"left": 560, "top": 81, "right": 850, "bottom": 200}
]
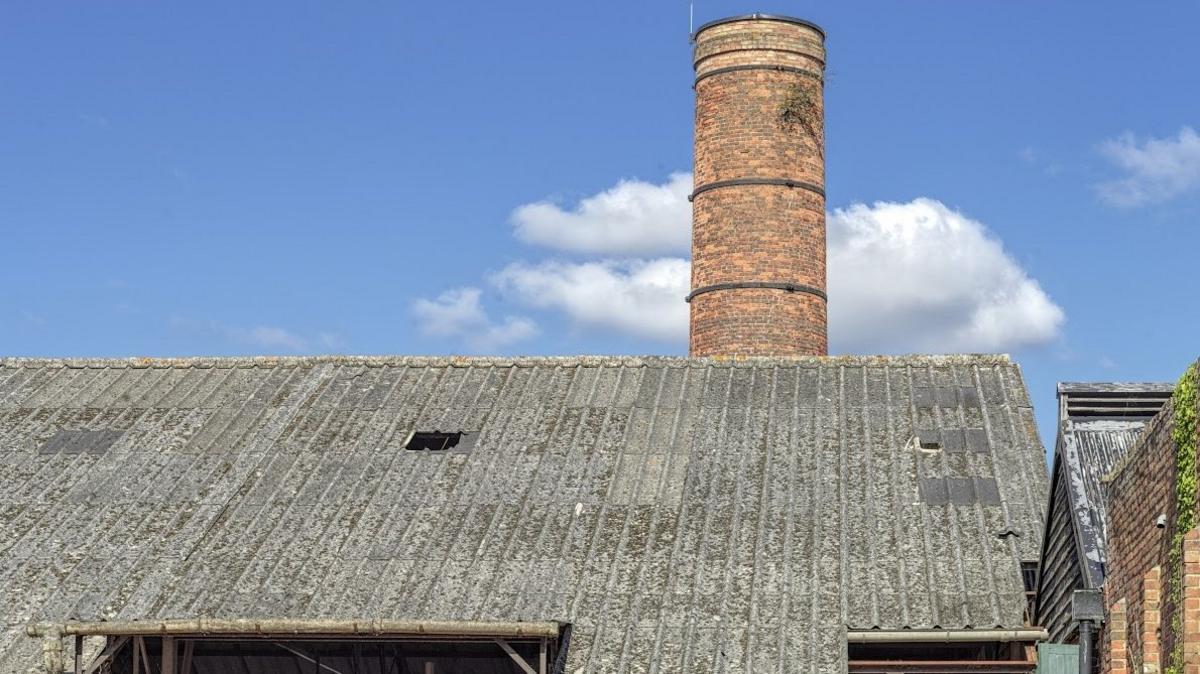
[
  {"left": 132, "top": 636, "right": 141, "bottom": 674},
  {"left": 40, "top": 630, "right": 64, "bottom": 674},
  {"left": 74, "top": 635, "right": 83, "bottom": 674},
  {"left": 539, "top": 638, "right": 547, "bottom": 674},
  {"left": 424, "top": 662, "right": 435, "bottom": 674},
  {"left": 181, "top": 640, "right": 195, "bottom": 674},
  {"left": 162, "top": 636, "right": 176, "bottom": 674}
]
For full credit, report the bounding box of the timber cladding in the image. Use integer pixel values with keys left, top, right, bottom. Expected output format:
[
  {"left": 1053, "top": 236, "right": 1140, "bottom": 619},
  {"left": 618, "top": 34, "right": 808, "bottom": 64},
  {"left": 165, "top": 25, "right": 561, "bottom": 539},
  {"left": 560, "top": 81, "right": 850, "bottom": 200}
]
[{"left": 689, "top": 16, "right": 828, "bottom": 357}]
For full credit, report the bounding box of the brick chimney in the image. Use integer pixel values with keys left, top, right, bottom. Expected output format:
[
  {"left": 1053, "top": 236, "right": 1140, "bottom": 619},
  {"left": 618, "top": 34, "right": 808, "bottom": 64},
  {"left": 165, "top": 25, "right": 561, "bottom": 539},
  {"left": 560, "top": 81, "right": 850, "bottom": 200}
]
[{"left": 688, "top": 14, "right": 827, "bottom": 357}]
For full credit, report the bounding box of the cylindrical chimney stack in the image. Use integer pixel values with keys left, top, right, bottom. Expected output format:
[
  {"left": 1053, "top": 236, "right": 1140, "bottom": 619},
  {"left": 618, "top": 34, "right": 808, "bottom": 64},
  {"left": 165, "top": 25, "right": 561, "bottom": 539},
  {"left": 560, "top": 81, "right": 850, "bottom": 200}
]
[{"left": 688, "top": 14, "right": 827, "bottom": 357}]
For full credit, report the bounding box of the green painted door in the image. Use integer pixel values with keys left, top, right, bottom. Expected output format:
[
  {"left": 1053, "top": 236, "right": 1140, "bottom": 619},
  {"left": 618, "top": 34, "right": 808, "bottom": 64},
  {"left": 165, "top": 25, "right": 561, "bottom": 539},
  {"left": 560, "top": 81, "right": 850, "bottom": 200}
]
[{"left": 1038, "top": 643, "right": 1080, "bottom": 674}]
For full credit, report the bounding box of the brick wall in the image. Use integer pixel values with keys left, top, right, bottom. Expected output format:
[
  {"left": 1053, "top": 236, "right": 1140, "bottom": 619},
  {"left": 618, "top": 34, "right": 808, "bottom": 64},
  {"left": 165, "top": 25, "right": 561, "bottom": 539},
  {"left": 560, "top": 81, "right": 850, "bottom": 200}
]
[
  {"left": 1105, "top": 403, "right": 1176, "bottom": 674},
  {"left": 1104, "top": 369, "right": 1200, "bottom": 674},
  {"left": 689, "top": 17, "right": 828, "bottom": 357}
]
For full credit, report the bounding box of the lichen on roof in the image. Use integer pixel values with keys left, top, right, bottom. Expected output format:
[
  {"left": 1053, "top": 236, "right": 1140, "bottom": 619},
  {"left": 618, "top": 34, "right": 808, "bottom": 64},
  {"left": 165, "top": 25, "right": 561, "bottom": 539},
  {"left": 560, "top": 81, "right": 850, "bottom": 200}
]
[{"left": 0, "top": 354, "right": 1047, "bottom": 672}]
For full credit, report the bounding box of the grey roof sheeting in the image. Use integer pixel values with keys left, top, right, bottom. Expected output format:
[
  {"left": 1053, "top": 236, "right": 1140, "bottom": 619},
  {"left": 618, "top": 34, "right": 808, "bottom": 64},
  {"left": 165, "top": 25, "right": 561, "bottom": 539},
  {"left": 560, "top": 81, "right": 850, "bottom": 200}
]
[
  {"left": 1035, "top": 383, "right": 1172, "bottom": 642},
  {"left": 0, "top": 355, "right": 1048, "bottom": 673}
]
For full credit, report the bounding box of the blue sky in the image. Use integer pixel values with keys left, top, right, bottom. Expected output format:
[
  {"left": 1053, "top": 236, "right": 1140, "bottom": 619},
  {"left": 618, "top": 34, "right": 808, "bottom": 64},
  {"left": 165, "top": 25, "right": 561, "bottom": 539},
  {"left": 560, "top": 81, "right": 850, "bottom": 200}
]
[{"left": 3, "top": 2, "right": 1199, "bottom": 450}]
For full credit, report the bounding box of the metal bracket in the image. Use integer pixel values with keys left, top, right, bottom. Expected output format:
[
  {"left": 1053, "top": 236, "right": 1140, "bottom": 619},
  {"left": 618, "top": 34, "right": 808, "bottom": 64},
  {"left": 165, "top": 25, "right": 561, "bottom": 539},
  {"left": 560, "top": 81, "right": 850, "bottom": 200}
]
[
  {"left": 689, "top": 177, "right": 824, "bottom": 202},
  {"left": 686, "top": 281, "right": 827, "bottom": 303}
]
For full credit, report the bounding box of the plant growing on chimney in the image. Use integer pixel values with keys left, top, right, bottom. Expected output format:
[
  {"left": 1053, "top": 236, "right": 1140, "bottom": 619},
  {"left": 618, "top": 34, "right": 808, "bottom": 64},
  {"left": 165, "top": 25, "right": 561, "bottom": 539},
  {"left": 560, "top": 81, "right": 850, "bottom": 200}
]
[{"left": 778, "top": 81, "right": 823, "bottom": 152}]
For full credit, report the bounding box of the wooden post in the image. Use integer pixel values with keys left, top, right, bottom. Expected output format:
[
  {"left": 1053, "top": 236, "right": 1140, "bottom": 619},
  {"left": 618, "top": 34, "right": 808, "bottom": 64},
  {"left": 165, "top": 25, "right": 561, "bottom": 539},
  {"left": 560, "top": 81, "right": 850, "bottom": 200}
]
[
  {"left": 181, "top": 640, "right": 194, "bottom": 674},
  {"left": 74, "top": 636, "right": 83, "bottom": 674},
  {"left": 132, "top": 637, "right": 141, "bottom": 674},
  {"left": 539, "top": 639, "right": 547, "bottom": 674},
  {"left": 162, "top": 637, "right": 176, "bottom": 674}
]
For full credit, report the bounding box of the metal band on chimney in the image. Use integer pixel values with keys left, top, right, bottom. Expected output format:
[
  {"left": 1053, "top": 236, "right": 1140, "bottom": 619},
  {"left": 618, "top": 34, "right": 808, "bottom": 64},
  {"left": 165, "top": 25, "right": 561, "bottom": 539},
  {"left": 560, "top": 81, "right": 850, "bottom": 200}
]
[
  {"left": 694, "top": 64, "right": 822, "bottom": 87},
  {"left": 689, "top": 177, "right": 825, "bottom": 202},
  {"left": 692, "top": 49, "right": 826, "bottom": 72},
  {"left": 686, "top": 282, "right": 828, "bottom": 303}
]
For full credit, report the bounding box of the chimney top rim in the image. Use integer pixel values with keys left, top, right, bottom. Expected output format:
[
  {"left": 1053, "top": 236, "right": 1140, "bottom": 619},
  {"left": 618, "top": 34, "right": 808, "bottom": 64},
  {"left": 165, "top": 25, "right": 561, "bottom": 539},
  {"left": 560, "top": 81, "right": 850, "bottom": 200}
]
[{"left": 692, "top": 14, "right": 825, "bottom": 41}]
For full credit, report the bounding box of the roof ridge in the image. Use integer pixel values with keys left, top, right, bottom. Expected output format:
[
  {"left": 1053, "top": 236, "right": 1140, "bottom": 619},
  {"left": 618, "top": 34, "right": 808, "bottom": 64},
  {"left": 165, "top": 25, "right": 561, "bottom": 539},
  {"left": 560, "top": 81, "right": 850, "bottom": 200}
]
[{"left": 0, "top": 353, "right": 1016, "bottom": 369}]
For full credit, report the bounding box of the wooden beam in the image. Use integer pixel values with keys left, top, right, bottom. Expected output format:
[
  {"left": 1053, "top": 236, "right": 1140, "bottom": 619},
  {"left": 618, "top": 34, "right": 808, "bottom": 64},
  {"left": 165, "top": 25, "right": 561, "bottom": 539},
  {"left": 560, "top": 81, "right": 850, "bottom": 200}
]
[
  {"left": 137, "top": 636, "right": 151, "bottom": 673},
  {"left": 270, "top": 641, "right": 348, "bottom": 674},
  {"left": 74, "top": 636, "right": 83, "bottom": 674},
  {"left": 84, "top": 637, "right": 129, "bottom": 674},
  {"left": 181, "top": 640, "right": 194, "bottom": 674},
  {"left": 162, "top": 636, "right": 176, "bottom": 674},
  {"left": 539, "top": 638, "right": 547, "bottom": 674},
  {"left": 848, "top": 659, "right": 1036, "bottom": 673},
  {"left": 495, "top": 638, "right": 537, "bottom": 674}
]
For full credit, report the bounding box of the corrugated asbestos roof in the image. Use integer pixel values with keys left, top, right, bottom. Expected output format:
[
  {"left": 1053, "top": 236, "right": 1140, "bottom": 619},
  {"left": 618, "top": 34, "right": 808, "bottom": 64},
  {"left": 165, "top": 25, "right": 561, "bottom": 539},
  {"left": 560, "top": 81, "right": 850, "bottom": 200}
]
[{"left": 0, "top": 355, "right": 1048, "bottom": 673}]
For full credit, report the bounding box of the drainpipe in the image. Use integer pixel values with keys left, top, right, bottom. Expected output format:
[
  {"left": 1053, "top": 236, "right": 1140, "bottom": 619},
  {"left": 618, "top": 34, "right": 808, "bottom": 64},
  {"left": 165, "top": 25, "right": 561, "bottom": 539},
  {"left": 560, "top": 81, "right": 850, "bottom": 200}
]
[
  {"left": 845, "top": 629, "right": 1049, "bottom": 643},
  {"left": 1072, "top": 589, "right": 1104, "bottom": 674},
  {"left": 27, "top": 618, "right": 563, "bottom": 639},
  {"left": 37, "top": 627, "right": 62, "bottom": 674},
  {"left": 1078, "top": 619, "right": 1094, "bottom": 674}
]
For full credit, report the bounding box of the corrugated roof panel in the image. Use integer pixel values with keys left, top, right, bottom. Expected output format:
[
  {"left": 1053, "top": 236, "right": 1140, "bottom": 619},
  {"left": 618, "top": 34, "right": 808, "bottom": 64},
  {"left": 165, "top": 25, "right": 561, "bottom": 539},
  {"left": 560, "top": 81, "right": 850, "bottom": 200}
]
[{"left": 0, "top": 355, "right": 1047, "bottom": 673}]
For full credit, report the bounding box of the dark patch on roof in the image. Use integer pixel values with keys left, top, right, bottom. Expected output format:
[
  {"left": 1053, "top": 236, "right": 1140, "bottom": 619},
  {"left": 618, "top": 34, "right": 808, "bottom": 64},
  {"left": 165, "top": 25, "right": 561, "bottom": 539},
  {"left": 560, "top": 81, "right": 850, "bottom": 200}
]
[
  {"left": 38, "top": 428, "right": 123, "bottom": 455},
  {"left": 920, "top": 477, "right": 1002, "bottom": 505},
  {"left": 0, "top": 355, "right": 1049, "bottom": 672}
]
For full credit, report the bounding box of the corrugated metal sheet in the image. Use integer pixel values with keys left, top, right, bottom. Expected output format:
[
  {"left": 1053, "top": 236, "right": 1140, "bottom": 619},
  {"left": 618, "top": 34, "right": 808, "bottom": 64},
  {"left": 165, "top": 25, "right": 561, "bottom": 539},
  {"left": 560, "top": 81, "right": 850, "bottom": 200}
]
[{"left": 0, "top": 355, "right": 1049, "bottom": 673}]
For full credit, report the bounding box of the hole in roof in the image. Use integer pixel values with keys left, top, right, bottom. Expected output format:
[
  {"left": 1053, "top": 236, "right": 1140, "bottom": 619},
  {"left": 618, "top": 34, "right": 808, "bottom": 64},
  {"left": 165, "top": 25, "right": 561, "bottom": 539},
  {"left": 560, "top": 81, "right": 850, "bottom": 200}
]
[
  {"left": 916, "top": 432, "right": 941, "bottom": 450},
  {"left": 405, "top": 431, "right": 464, "bottom": 452}
]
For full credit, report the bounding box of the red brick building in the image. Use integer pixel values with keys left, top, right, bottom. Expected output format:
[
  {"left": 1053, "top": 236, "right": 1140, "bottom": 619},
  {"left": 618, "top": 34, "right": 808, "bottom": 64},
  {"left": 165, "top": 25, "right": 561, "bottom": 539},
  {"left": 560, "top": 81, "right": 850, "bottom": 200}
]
[{"left": 1103, "top": 361, "right": 1200, "bottom": 674}]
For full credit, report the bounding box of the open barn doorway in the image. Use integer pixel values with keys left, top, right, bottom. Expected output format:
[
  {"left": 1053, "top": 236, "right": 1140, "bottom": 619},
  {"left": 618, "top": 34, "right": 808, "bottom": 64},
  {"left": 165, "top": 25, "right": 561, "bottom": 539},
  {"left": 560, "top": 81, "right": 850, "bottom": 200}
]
[
  {"left": 101, "top": 636, "right": 557, "bottom": 674},
  {"left": 33, "top": 619, "right": 567, "bottom": 674}
]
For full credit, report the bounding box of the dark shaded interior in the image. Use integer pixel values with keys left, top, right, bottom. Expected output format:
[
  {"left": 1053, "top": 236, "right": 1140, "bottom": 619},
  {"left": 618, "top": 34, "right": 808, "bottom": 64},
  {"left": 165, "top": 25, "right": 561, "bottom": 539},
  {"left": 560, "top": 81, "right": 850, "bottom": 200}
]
[{"left": 106, "top": 636, "right": 555, "bottom": 674}]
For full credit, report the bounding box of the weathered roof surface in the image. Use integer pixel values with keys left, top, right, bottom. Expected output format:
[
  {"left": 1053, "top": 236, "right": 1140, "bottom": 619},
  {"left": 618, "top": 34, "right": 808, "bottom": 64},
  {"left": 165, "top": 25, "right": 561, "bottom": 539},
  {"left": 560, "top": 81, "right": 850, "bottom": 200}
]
[
  {"left": 1052, "top": 383, "right": 1173, "bottom": 586},
  {"left": 1035, "top": 383, "right": 1171, "bottom": 642},
  {"left": 0, "top": 355, "right": 1048, "bottom": 673}
]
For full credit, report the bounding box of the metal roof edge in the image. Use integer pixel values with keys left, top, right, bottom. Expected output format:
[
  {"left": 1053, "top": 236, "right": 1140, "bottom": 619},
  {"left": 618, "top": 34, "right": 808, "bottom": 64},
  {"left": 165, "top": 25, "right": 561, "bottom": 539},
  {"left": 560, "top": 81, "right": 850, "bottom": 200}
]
[{"left": 1057, "top": 382, "right": 1174, "bottom": 395}]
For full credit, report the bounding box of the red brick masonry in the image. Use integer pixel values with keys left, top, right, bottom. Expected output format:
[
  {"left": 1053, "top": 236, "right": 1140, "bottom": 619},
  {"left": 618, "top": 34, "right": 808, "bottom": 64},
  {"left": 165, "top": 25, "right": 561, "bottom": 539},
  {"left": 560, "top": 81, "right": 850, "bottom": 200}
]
[
  {"left": 1104, "top": 392, "right": 1200, "bottom": 674},
  {"left": 689, "top": 17, "right": 828, "bottom": 356}
]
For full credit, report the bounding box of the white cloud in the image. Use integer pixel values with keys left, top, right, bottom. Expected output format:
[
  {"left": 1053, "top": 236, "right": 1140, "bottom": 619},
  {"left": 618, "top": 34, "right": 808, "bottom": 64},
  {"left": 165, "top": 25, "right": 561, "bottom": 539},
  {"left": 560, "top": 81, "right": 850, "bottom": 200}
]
[
  {"left": 411, "top": 287, "right": 538, "bottom": 352},
  {"left": 511, "top": 172, "right": 692, "bottom": 255},
  {"left": 434, "top": 174, "right": 1065, "bottom": 355},
  {"left": 492, "top": 193, "right": 1063, "bottom": 354},
  {"left": 492, "top": 258, "right": 690, "bottom": 342},
  {"left": 827, "top": 198, "right": 1064, "bottom": 353},
  {"left": 318, "top": 332, "right": 346, "bottom": 350},
  {"left": 234, "top": 326, "right": 309, "bottom": 352},
  {"left": 1097, "top": 126, "right": 1200, "bottom": 206},
  {"left": 168, "top": 317, "right": 315, "bottom": 353}
]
